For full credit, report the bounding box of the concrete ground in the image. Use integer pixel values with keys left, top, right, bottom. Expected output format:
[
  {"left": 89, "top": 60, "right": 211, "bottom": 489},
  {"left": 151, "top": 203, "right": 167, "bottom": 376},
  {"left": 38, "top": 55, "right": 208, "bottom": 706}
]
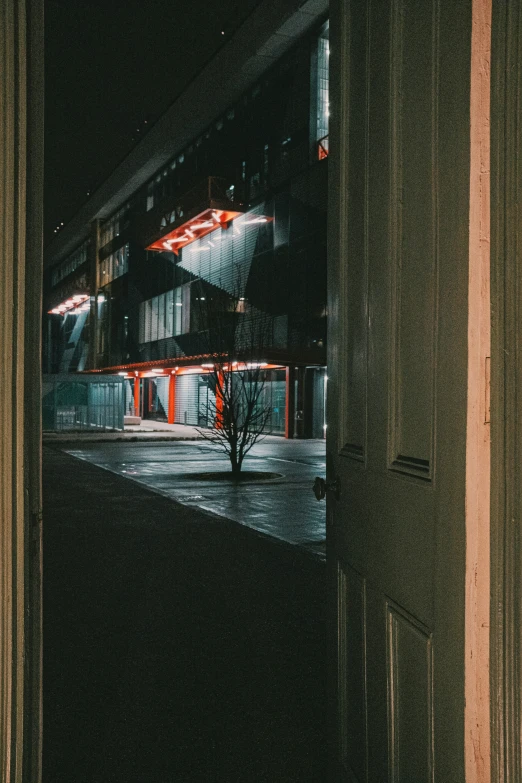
[
  {"left": 43, "top": 419, "right": 204, "bottom": 442},
  {"left": 43, "top": 446, "right": 327, "bottom": 782},
  {"left": 61, "top": 436, "right": 327, "bottom": 559}
]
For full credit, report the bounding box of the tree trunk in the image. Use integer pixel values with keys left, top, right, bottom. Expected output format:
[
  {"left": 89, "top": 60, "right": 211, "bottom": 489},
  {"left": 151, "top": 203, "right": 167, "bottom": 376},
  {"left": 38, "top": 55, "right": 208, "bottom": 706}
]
[{"left": 230, "top": 450, "right": 242, "bottom": 476}]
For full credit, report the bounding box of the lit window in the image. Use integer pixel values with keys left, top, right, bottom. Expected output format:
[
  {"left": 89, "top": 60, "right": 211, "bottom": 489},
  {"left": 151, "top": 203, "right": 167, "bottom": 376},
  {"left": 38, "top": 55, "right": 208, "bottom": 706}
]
[{"left": 315, "top": 20, "right": 329, "bottom": 159}]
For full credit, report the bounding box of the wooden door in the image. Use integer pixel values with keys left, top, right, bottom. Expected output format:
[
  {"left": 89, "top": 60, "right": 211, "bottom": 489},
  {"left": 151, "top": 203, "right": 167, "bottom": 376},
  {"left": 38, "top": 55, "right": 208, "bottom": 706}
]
[{"left": 327, "top": 0, "right": 479, "bottom": 779}]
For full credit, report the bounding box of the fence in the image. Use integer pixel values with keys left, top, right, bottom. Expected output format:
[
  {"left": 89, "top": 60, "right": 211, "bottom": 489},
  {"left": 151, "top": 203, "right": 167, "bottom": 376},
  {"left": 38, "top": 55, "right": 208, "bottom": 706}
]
[{"left": 42, "top": 374, "right": 125, "bottom": 432}]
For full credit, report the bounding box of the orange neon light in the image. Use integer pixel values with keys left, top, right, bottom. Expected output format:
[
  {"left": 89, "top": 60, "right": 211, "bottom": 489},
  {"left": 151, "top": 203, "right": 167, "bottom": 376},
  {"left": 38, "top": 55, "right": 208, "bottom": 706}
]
[
  {"left": 110, "top": 362, "right": 284, "bottom": 379},
  {"left": 146, "top": 208, "right": 245, "bottom": 254}
]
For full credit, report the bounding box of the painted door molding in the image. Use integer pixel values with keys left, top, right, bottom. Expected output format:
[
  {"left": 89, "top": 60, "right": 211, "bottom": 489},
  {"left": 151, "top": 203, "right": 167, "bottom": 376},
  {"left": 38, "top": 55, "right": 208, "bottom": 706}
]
[
  {"left": 491, "top": 2, "right": 522, "bottom": 780},
  {"left": 0, "top": 0, "right": 44, "bottom": 780},
  {"left": 328, "top": 0, "right": 492, "bottom": 779}
]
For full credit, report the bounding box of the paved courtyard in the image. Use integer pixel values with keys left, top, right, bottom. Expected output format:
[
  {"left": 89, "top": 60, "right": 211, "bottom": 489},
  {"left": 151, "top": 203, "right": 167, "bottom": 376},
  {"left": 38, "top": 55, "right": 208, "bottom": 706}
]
[
  {"left": 43, "top": 446, "right": 327, "bottom": 782},
  {"left": 63, "top": 436, "right": 327, "bottom": 558}
]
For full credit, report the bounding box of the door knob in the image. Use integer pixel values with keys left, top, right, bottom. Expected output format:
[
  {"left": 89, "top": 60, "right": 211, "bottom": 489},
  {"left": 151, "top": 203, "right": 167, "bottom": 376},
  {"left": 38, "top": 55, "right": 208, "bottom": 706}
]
[{"left": 313, "top": 476, "right": 340, "bottom": 501}]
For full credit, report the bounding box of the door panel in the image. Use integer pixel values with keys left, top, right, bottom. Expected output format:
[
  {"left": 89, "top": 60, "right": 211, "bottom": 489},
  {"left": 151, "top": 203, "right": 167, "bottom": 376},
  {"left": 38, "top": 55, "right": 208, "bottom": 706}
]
[
  {"left": 337, "top": 563, "right": 368, "bottom": 781},
  {"left": 328, "top": 0, "right": 472, "bottom": 779},
  {"left": 387, "top": 601, "right": 433, "bottom": 782},
  {"left": 388, "top": 0, "right": 438, "bottom": 478}
]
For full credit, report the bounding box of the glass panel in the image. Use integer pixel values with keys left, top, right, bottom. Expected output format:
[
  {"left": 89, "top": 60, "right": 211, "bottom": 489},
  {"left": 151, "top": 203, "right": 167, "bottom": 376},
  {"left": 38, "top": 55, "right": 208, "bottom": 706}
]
[
  {"left": 139, "top": 301, "right": 145, "bottom": 343},
  {"left": 316, "top": 21, "right": 330, "bottom": 144},
  {"left": 165, "top": 290, "right": 174, "bottom": 337},
  {"left": 151, "top": 296, "right": 159, "bottom": 341},
  {"left": 157, "top": 293, "right": 166, "bottom": 340},
  {"left": 174, "top": 287, "right": 182, "bottom": 335},
  {"left": 144, "top": 299, "right": 152, "bottom": 342}
]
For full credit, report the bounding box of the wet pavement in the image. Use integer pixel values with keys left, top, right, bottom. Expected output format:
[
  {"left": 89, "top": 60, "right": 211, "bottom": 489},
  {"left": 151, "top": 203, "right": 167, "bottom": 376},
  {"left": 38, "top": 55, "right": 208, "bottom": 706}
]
[
  {"left": 43, "top": 419, "right": 205, "bottom": 442},
  {"left": 62, "top": 437, "right": 327, "bottom": 558},
  {"left": 43, "top": 447, "right": 327, "bottom": 782}
]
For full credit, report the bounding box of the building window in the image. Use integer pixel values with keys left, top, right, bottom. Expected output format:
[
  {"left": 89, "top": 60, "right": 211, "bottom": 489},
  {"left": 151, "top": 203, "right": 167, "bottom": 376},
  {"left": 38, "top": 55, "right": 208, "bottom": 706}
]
[
  {"left": 51, "top": 241, "right": 89, "bottom": 287},
  {"left": 174, "top": 287, "right": 182, "bottom": 334},
  {"left": 314, "top": 20, "right": 329, "bottom": 160},
  {"left": 99, "top": 243, "right": 129, "bottom": 286},
  {"left": 139, "top": 286, "right": 184, "bottom": 344},
  {"left": 100, "top": 205, "right": 130, "bottom": 247}
]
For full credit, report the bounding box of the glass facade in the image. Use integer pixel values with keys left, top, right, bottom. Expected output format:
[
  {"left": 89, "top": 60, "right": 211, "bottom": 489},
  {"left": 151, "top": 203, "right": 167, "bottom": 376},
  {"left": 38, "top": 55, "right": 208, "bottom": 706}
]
[
  {"left": 99, "top": 242, "right": 129, "bottom": 286},
  {"left": 315, "top": 21, "right": 329, "bottom": 158},
  {"left": 46, "top": 16, "right": 329, "bottom": 439},
  {"left": 177, "top": 208, "right": 270, "bottom": 298},
  {"left": 51, "top": 241, "right": 88, "bottom": 287},
  {"left": 42, "top": 375, "right": 125, "bottom": 432},
  {"left": 139, "top": 287, "right": 183, "bottom": 343},
  {"left": 100, "top": 205, "right": 130, "bottom": 247},
  {"left": 141, "top": 369, "right": 288, "bottom": 434}
]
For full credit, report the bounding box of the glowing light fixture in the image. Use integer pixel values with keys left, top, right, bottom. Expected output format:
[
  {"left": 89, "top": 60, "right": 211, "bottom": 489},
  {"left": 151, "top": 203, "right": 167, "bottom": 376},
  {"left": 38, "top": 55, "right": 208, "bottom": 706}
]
[
  {"left": 190, "top": 221, "right": 214, "bottom": 230},
  {"left": 146, "top": 207, "right": 272, "bottom": 255},
  {"left": 48, "top": 293, "right": 89, "bottom": 316}
]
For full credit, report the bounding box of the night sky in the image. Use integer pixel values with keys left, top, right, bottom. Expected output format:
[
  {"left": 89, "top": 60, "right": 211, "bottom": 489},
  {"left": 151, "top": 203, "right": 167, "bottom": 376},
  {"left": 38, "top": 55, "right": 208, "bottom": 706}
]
[{"left": 44, "top": 0, "right": 262, "bottom": 245}]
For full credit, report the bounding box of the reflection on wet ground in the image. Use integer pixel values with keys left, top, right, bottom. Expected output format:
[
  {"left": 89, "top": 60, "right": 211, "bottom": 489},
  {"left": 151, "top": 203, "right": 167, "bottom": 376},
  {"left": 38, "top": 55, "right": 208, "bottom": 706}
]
[{"left": 64, "top": 437, "right": 327, "bottom": 558}]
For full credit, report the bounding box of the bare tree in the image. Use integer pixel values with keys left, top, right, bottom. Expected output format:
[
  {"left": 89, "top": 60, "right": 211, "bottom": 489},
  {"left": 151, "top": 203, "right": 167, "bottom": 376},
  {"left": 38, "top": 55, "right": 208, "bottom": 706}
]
[{"left": 194, "top": 275, "right": 274, "bottom": 476}]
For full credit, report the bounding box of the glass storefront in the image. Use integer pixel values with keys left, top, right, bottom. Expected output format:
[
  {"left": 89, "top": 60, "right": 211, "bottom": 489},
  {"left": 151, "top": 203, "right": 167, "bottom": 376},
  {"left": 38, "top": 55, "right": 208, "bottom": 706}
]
[{"left": 138, "top": 366, "right": 326, "bottom": 438}]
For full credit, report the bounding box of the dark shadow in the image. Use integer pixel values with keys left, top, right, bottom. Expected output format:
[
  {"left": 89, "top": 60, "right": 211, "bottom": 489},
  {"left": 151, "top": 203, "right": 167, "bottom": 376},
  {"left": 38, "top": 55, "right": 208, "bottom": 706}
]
[{"left": 43, "top": 447, "right": 327, "bottom": 782}]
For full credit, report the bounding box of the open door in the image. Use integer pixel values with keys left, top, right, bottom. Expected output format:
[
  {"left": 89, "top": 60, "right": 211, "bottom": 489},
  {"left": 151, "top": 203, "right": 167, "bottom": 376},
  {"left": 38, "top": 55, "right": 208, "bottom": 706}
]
[{"left": 327, "top": 0, "right": 490, "bottom": 780}]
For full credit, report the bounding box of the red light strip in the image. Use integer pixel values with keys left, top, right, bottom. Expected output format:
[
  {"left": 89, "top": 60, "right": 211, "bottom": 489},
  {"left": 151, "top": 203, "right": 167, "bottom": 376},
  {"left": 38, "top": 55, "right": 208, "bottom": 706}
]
[
  {"left": 146, "top": 208, "right": 272, "bottom": 254},
  {"left": 117, "top": 362, "right": 283, "bottom": 379}
]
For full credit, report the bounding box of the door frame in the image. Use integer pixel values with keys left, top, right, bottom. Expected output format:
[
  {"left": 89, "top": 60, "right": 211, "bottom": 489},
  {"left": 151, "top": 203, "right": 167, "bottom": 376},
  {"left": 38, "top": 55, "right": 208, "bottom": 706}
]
[
  {"left": 0, "top": 0, "right": 44, "bottom": 780},
  {"left": 490, "top": 2, "right": 522, "bottom": 780}
]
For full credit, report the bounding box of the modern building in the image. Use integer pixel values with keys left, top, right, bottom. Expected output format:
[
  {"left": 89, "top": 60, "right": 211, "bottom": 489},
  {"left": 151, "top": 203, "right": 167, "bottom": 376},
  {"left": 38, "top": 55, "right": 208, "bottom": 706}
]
[
  {"left": 6, "top": 0, "right": 522, "bottom": 780},
  {"left": 43, "top": 1, "right": 330, "bottom": 438}
]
